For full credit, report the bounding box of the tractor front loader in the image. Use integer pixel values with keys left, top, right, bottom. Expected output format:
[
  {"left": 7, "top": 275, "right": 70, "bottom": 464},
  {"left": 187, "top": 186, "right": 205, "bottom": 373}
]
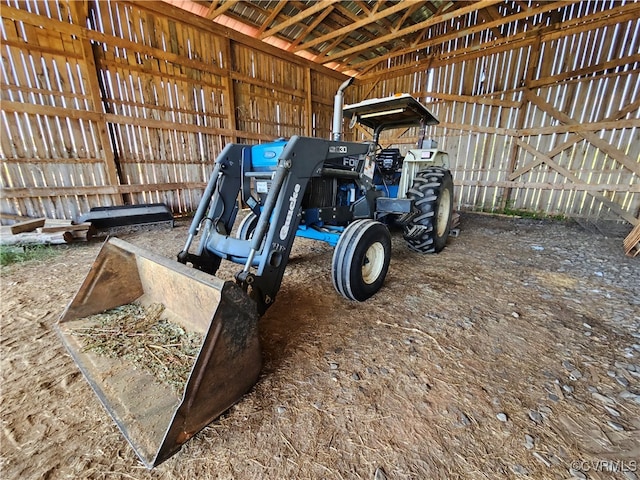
[{"left": 56, "top": 77, "right": 454, "bottom": 467}]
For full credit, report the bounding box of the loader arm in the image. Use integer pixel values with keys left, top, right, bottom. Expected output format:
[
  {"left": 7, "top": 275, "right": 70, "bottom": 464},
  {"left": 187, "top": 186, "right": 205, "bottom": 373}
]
[{"left": 181, "top": 135, "right": 371, "bottom": 314}]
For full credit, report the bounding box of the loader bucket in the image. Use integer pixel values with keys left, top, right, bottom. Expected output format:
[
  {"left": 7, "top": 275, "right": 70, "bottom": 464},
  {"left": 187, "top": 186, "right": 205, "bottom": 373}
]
[{"left": 55, "top": 237, "right": 261, "bottom": 468}]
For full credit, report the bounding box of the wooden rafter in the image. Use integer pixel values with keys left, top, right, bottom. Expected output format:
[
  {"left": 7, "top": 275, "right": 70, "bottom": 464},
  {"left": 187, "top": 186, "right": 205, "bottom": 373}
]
[
  {"left": 320, "top": 0, "right": 503, "bottom": 64},
  {"left": 285, "top": 7, "right": 334, "bottom": 51},
  {"left": 359, "top": 3, "right": 394, "bottom": 32},
  {"left": 334, "top": 3, "right": 361, "bottom": 23},
  {"left": 322, "top": 33, "right": 352, "bottom": 59},
  {"left": 260, "top": 0, "right": 339, "bottom": 40},
  {"left": 383, "top": 1, "right": 639, "bottom": 80},
  {"left": 293, "top": 1, "right": 411, "bottom": 53},
  {"left": 393, "top": 2, "right": 426, "bottom": 33},
  {"left": 355, "top": 1, "right": 371, "bottom": 16},
  {"left": 205, "top": 0, "right": 240, "bottom": 20},
  {"left": 476, "top": 4, "right": 506, "bottom": 39},
  {"left": 170, "top": 0, "right": 638, "bottom": 81},
  {"left": 341, "top": 0, "right": 576, "bottom": 71},
  {"left": 331, "top": 4, "right": 379, "bottom": 43},
  {"left": 257, "top": 1, "right": 288, "bottom": 35}
]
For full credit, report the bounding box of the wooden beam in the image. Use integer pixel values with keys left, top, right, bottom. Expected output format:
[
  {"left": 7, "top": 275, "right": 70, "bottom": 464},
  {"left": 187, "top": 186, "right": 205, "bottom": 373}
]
[
  {"left": 205, "top": 0, "right": 240, "bottom": 20},
  {"left": 285, "top": 7, "right": 334, "bottom": 51},
  {"left": 221, "top": 36, "right": 238, "bottom": 142},
  {"left": 260, "top": 1, "right": 339, "bottom": 40},
  {"left": 435, "top": 122, "right": 510, "bottom": 136},
  {"left": 0, "top": 213, "right": 36, "bottom": 222},
  {"left": 1, "top": 0, "right": 345, "bottom": 83},
  {"left": 304, "top": 67, "right": 313, "bottom": 136},
  {"left": 333, "top": 3, "right": 361, "bottom": 23},
  {"left": 527, "top": 93, "right": 640, "bottom": 177},
  {"left": 95, "top": 50, "right": 310, "bottom": 102},
  {"left": 69, "top": 1, "right": 124, "bottom": 205},
  {"left": 320, "top": 0, "right": 503, "bottom": 64},
  {"left": 509, "top": 97, "right": 640, "bottom": 181},
  {"left": 476, "top": 4, "right": 506, "bottom": 39},
  {"left": 0, "top": 37, "right": 83, "bottom": 60},
  {"left": 356, "top": 0, "right": 637, "bottom": 79},
  {"left": 530, "top": 54, "right": 640, "bottom": 89},
  {"left": 455, "top": 179, "right": 640, "bottom": 193},
  {"left": 361, "top": 33, "right": 637, "bottom": 83},
  {"left": 320, "top": 33, "right": 351, "bottom": 57},
  {"left": 257, "top": 1, "right": 289, "bottom": 35},
  {"left": 415, "top": 91, "right": 521, "bottom": 108},
  {"left": 354, "top": 0, "right": 578, "bottom": 75},
  {"left": 430, "top": 117, "right": 640, "bottom": 137},
  {"left": 40, "top": 223, "right": 93, "bottom": 234},
  {"left": 499, "top": 34, "right": 540, "bottom": 210},
  {"left": 514, "top": 139, "right": 638, "bottom": 225},
  {"left": 0, "top": 82, "right": 88, "bottom": 103},
  {"left": 0, "top": 100, "right": 276, "bottom": 142},
  {"left": 10, "top": 217, "right": 46, "bottom": 234},
  {"left": 355, "top": 1, "right": 371, "bottom": 16},
  {"left": 517, "top": 118, "right": 640, "bottom": 136},
  {"left": 393, "top": 2, "right": 426, "bottom": 33},
  {"left": 2, "top": 5, "right": 227, "bottom": 76},
  {"left": 354, "top": 3, "right": 394, "bottom": 32},
  {"left": 293, "top": 1, "right": 411, "bottom": 52},
  {"left": 0, "top": 182, "right": 213, "bottom": 199}
]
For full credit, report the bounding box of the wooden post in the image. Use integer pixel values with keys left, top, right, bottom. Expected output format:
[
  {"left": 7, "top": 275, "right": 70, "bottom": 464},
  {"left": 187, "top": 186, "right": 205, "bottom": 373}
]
[
  {"left": 499, "top": 35, "right": 541, "bottom": 211},
  {"left": 69, "top": 1, "right": 124, "bottom": 205},
  {"left": 304, "top": 67, "right": 313, "bottom": 137},
  {"left": 221, "top": 37, "right": 238, "bottom": 143}
]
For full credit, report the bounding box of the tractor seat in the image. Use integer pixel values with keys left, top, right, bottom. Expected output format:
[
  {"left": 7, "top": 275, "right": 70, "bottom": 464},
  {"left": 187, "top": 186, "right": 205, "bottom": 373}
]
[{"left": 376, "top": 148, "right": 402, "bottom": 172}]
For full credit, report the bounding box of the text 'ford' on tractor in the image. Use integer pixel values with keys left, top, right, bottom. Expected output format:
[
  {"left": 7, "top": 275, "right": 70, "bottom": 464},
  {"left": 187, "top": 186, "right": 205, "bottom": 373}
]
[{"left": 56, "top": 77, "right": 455, "bottom": 467}]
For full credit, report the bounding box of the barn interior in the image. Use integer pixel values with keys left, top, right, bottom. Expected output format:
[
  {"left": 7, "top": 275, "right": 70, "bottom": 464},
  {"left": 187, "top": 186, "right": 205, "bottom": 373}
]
[{"left": 1, "top": 1, "right": 639, "bottom": 479}]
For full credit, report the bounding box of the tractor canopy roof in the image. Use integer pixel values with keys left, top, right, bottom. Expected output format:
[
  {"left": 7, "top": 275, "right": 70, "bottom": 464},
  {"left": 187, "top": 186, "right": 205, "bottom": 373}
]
[{"left": 343, "top": 93, "right": 439, "bottom": 132}]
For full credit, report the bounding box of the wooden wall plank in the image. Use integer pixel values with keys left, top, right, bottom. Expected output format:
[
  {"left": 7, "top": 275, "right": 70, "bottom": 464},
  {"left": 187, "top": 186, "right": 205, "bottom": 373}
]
[
  {"left": 354, "top": 3, "right": 639, "bottom": 224},
  {"left": 2, "top": 0, "right": 638, "bottom": 224},
  {"left": 1, "top": 0, "right": 345, "bottom": 219}
]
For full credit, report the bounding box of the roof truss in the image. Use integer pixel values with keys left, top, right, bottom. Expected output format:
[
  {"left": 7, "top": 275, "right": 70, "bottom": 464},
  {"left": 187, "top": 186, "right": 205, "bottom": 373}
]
[{"left": 167, "top": 0, "right": 626, "bottom": 77}]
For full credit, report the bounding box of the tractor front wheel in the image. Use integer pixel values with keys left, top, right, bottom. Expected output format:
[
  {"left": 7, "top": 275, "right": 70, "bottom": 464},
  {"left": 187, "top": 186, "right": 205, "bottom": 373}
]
[
  {"left": 237, "top": 212, "right": 258, "bottom": 240},
  {"left": 403, "top": 167, "right": 454, "bottom": 253},
  {"left": 332, "top": 219, "right": 391, "bottom": 301}
]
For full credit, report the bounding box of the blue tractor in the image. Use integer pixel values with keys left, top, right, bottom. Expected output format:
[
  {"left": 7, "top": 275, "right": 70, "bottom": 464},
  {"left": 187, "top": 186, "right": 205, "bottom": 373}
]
[
  {"left": 178, "top": 77, "right": 455, "bottom": 311},
  {"left": 57, "top": 78, "right": 455, "bottom": 467}
]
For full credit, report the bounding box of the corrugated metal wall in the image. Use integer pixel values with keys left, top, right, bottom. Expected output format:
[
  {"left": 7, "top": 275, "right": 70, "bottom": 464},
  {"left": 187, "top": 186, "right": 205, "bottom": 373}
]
[{"left": 357, "top": 1, "right": 639, "bottom": 224}]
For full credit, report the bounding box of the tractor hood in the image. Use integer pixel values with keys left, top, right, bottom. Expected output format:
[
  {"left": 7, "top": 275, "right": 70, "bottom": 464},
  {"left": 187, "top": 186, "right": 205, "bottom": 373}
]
[{"left": 343, "top": 94, "right": 439, "bottom": 132}]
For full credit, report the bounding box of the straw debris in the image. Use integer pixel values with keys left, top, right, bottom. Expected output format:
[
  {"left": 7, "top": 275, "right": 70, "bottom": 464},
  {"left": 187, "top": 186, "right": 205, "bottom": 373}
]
[{"left": 71, "top": 303, "right": 202, "bottom": 393}]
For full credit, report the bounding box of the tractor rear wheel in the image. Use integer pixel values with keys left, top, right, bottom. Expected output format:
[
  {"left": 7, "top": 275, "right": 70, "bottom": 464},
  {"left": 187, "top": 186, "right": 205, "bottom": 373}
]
[
  {"left": 403, "top": 167, "right": 453, "bottom": 253},
  {"left": 332, "top": 219, "right": 391, "bottom": 301}
]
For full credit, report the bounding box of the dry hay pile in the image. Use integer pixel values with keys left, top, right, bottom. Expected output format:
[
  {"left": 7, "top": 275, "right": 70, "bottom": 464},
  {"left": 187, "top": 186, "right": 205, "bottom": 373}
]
[{"left": 70, "top": 302, "right": 202, "bottom": 393}]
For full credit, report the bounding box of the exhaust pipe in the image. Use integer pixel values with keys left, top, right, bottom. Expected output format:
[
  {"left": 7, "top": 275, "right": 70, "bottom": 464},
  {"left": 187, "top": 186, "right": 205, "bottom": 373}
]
[{"left": 331, "top": 77, "right": 354, "bottom": 141}]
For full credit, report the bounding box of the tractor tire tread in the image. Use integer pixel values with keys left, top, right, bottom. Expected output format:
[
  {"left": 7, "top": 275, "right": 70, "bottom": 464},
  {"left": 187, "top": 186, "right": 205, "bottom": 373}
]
[{"left": 402, "top": 167, "right": 454, "bottom": 254}]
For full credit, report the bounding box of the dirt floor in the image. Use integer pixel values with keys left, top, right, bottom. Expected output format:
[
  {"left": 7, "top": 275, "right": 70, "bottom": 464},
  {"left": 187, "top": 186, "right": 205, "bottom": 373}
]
[{"left": 1, "top": 212, "right": 639, "bottom": 480}]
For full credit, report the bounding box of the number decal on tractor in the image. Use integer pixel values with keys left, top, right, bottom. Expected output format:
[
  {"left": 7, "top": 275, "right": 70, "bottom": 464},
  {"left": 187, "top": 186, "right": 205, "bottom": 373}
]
[{"left": 329, "top": 145, "right": 348, "bottom": 154}]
